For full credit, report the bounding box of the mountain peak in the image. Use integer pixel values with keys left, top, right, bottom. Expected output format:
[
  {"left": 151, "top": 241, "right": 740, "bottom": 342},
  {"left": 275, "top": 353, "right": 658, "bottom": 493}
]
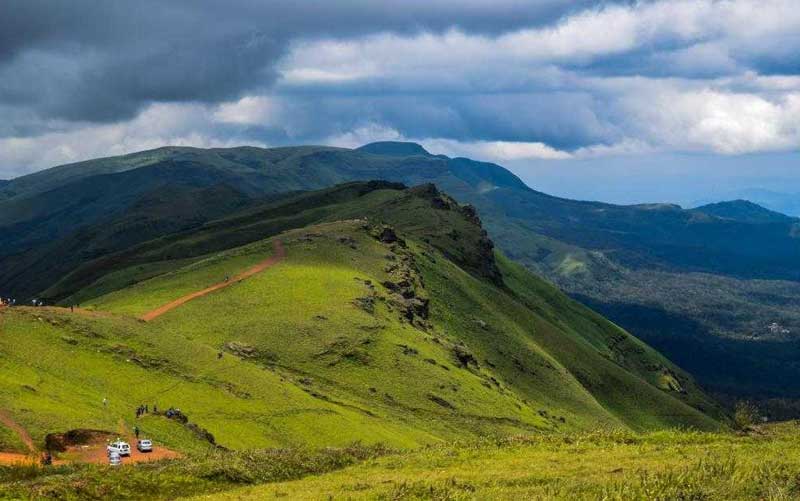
[
  {"left": 357, "top": 141, "right": 431, "bottom": 157},
  {"left": 694, "top": 199, "right": 794, "bottom": 223}
]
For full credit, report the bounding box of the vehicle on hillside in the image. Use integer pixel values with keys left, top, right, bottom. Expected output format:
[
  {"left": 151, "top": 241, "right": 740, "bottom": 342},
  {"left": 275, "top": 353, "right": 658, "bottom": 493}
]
[
  {"left": 107, "top": 440, "right": 131, "bottom": 456},
  {"left": 108, "top": 450, "right": 121, "bottom": 466},
  {"left": 137, "top": 439, "right": 153, "bottom": 453}
]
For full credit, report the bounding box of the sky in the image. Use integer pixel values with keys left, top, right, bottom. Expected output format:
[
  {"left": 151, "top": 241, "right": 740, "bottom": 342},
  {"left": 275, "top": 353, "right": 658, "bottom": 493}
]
[{"left": 1, "top": 0, "right": 798, "bottom": 206}]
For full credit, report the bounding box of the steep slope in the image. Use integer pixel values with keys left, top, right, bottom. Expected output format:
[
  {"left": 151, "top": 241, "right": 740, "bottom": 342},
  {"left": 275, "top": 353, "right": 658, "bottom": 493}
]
[{"left": 0, "top": 183, "right": 720, "bottom": 459}]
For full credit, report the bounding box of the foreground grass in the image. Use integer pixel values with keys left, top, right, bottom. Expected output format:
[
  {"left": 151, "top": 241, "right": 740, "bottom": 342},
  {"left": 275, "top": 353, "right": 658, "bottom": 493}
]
[
  {"left": 0, "top": 444, "right": 390, "bottom": 500},
  {"left": 3, "top": 426, "right": 799, "bottom": 500},
  {"left": 199, "top": 424, "right": 800, "bottom": 500}
]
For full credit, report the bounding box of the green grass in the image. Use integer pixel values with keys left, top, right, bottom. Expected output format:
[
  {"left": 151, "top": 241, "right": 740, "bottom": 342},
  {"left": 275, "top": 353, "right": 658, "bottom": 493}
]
[
  {"left": 4, "top": 425, "right": 799, "bottom": 500},
  {"left": 195, "top": 423, "right": 800, "bottom": 500},
  {"left": 0, "top": 425, "right": 26, "bottom": 453},
  {"left": 0, "top": 443, "right": 390, "bottom": 500}
]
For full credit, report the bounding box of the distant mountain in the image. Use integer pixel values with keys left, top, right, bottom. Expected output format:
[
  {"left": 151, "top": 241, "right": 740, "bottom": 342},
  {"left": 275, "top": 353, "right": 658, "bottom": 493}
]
[
  {"left": 2, "top": 142, "right": 800, "bottom": 404},
  {"left": 693, "top": 200, "right": 795, "bottom": 224},
  {"left": 694, "top": 188, "right": 800, "bottom": 218}
]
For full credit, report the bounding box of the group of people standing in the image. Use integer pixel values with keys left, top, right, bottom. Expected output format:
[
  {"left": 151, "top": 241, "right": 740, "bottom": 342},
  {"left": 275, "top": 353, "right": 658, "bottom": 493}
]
[{"left": 135, "top": 404, "right": 156, "bottom": 418}]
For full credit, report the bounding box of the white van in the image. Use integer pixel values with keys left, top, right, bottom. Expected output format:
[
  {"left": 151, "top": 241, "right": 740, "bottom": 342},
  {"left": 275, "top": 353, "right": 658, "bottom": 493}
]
[
  {"left": 107, "top": 440, "right": 131, "bottom": 457},
  {"left": 137, "top": 439, "right": 153, "bottom": 453}
]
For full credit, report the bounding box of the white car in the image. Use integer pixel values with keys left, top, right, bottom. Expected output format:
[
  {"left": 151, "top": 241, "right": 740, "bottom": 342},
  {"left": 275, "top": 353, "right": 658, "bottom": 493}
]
[
  {"left": 108, "top": 450, "right": 122, "bottom": 466},
  {"left": 107, "top": 440, "right": 131, "bottom": 457},
  {"left": 137, "top": 439, "right": 153, "bottom": 453}
]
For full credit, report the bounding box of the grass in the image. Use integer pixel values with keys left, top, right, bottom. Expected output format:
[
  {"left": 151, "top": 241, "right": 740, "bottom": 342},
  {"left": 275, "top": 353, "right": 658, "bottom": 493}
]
[
  {"left": 4, "top": 425, "right": 797, "bottom": 500},
  {"left": 196, "top": 424, "right": 800, "bottom": 500},
  {"left": 0, "top": 443, "right": 390, "bottom": 500},
  {"left": 0, "top": 425, "right": 27, "bottom": 453}
]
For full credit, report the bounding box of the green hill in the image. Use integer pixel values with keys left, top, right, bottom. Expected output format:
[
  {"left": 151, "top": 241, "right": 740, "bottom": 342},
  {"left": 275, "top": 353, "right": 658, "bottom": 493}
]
[
  {"left": 0, "top": 182, "right": 721, "bottom": 463},
  {"left": 3, "top": 142, "right": 799, "bottom": 403}
]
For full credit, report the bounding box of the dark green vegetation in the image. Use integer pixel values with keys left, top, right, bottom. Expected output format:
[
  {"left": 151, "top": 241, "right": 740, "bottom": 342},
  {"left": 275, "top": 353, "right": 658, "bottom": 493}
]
[{"left": 2, "top": 142, "right": 799, "bottom": 403}]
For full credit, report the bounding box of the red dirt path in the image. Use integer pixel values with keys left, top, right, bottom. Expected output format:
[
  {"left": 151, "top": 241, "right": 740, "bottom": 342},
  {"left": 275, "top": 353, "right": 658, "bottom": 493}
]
[{"left": 140, "top": 239, "right": 285, "bottom": 322}]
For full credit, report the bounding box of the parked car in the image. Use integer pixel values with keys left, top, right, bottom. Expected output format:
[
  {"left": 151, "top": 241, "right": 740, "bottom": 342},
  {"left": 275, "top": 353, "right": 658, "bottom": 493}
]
[
  {"left": 108, "top": 450, "right": 121, "bottom": 466},
  {"left": 107, "top": 440, "right": 131, "bottom": 456},
  {"left": 137, "top": 439, "right": 153, "bottom": 453}
]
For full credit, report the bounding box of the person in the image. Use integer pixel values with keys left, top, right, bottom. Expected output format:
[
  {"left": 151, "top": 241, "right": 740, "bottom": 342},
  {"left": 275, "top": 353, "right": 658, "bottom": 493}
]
[
  {"left": 153, "top": 404, "right": 158, "bottom": 414},
  {"left": 217, "top": 351, "right": 223, "bottom": 360},
  {"left": 41, "top": 451, "right": 52, "bottom": 466},
  {"left": 103, "top": 397, "right": 108, "bottom": 407},
  {"left": 70, "top": 305, "right": 74, "bottom": 312},
  {"left": 134, "top": 425, "right": 140, "bottom": 438}
]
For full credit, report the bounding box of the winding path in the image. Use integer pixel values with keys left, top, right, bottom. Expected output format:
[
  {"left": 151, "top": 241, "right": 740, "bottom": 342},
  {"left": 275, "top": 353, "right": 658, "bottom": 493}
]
[
  {"left": 0, "top": 409, "right": 37, "bottom": 465},
  {"left": 140, "top": 239, "right": 286, "bottom": 322}
]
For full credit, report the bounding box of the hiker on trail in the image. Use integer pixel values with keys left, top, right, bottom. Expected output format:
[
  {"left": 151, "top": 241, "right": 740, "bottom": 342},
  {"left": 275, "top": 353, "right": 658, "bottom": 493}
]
[
  {"left": 224, "top": 275, "right": 230, "bottom": 282},
  {"left": 70, "top": 305, "right": 74, "bottom": 312},
  {"left": 103, "top": 397, "right": 108, "bottom": 407},
  {"left": 41, "top": 451, "right": 52, "bottom": 466},
  {"left": 153, "top": 404, "right": 158, "bottom": 414},
  {"left": 134, "top": 426, "right": 140, "bottom": 438},
  {"left": 145, "top": 404, "right": 149, "bottom": 413}
]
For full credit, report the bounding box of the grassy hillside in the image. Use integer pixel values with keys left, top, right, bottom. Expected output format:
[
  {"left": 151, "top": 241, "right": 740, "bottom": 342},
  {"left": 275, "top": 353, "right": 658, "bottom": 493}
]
[
  {"left": 0, "top": 184, "right": 720, "bottom": 468},
  {"left": 198, "top": 424, "right": 800, "bottom": 501},
  {"left": 2, "top": 143, "right": 799, "bottom": 402}
]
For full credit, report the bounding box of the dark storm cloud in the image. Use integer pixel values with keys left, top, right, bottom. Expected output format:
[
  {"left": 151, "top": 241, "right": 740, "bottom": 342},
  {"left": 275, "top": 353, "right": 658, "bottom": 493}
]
[{"left": 0, "top": 0, "right": 605, "bottom": 124}]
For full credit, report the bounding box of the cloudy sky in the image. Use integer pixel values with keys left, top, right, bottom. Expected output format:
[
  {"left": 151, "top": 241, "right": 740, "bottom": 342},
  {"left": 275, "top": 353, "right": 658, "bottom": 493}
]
[{"left": 2, "top": 0, "right": 798, "bottom": 205}]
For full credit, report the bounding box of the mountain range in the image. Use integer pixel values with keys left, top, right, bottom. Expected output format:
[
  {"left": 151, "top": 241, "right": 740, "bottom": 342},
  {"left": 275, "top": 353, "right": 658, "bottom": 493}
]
[{"left": 2, "top": 142, "right": 800, "bottom": 409}]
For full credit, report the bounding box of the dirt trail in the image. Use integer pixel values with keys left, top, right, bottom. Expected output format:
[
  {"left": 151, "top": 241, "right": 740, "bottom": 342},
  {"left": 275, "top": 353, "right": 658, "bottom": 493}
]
[
  {"left": 0, "top": 410, "right": 39, "bottom": 465},
  {"left": 0, "top": 409, "right": 35, "bottom": 453},
  {"left": 0, "top": 452, "right": 37, "bottom": 465},
  {"left": 140, "top": 239, "right": 286, "bottom": 322}
]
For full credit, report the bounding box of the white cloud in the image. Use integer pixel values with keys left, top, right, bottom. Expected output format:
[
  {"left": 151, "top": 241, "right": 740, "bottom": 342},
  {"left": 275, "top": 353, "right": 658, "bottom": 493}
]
[
  {"left": 423, "top": 139, "right": 572, "bottom": 161},
  {"left": 212, "top": 96, "right": 277, "bottom": 125},
  {"left": 325, "top": 123, "right": 404, "bottom": 149},
  {"left": 622, "top": 88, "right": 800, "bottom": 154},
  {"left": 279, "top": 0, "right": 800, "bottom": 86},
  {"left": 0, "top": 103, "right": 264, "bottom": 175}
]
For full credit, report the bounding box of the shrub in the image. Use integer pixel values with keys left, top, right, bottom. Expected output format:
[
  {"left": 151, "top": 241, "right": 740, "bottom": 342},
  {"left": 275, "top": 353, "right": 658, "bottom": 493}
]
[{"left": 733, "top": 401, "right": 760, "bottom": 430}]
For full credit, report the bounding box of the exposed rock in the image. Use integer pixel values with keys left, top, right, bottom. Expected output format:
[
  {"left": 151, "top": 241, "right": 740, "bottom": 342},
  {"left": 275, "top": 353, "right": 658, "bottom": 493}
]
[
  {"left": 452, "top": 344, "right": 479, "bottom": 369},
  {"left": 427, "top": 393, "right": 456, "bottom": 410},
  {"left": 45, "top": 429, "right": 112, "bottom": 452}
]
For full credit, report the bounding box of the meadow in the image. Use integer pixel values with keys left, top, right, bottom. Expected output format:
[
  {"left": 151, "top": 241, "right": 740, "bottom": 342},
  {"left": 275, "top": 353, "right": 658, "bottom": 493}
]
[{"left": 2, "top": 425, "right": 799, "bottom": 500}]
